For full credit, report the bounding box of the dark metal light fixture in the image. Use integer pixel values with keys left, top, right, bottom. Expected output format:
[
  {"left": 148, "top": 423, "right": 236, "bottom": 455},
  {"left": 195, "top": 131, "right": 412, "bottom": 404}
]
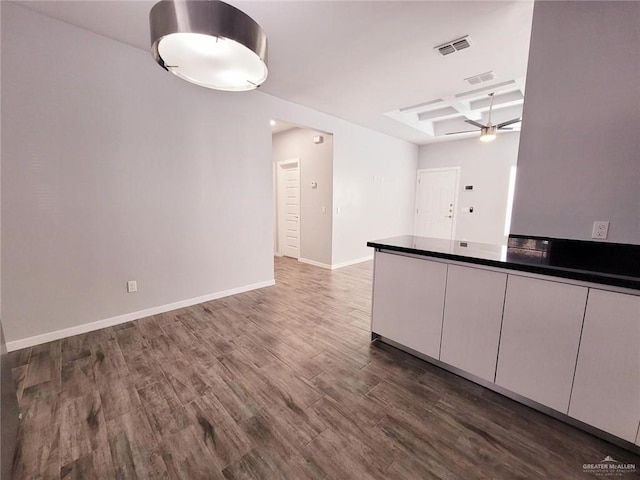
[{"left": 149, "top": 0, "right": 268, "bottom": 91}]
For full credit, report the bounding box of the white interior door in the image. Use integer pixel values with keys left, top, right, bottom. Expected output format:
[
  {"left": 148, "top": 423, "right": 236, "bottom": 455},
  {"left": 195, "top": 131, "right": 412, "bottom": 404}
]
[
  {"left": 414, "top": 168, "right": 459, "bottom": 239},
  {"left": 277, "top": 160, "right": 300, "bottom": 259}
]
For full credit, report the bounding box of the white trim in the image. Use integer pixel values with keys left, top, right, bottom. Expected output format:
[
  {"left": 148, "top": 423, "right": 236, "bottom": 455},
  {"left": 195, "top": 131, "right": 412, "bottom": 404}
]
[
  {"left": 276, "top": 158, "right": 301, "bottom": 260},
  {"left": 273, "top": 161, "right": 278, "bottom": 256},
  {"left": 414, "top": 167, "right": 461, "bottom": 240},
  {"left": 298, "top": 257, "right": 332, "bottom": 269},
  {"left": 6, "top": 279, "right": 275, "bottom": 352},
  {"left": 278, "top": 158, "right": 300, "bottom": 168},
  {"left": 331, "top": 255, "right": 374, "bottom": 270},
  {"left": 299, "top": 256, "right": 374, "bottom": 270},
  {"left": 416, "top": 167, "right": 461, "bottom": 174}
]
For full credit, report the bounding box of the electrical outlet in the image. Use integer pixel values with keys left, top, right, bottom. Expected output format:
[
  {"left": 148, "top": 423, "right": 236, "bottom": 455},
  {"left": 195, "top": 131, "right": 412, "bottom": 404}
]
[
  {"left": 127, "top": 280, "right": 137, "bottom": 293},
  {"left": 592, "top": 221, "right": 609, "bottom": 240}
]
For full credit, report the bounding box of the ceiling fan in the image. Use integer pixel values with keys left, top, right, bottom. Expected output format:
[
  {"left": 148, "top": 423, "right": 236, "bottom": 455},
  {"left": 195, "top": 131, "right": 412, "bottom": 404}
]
[{"left": 446, "top": 93, "right": 521, "bottom": 142}]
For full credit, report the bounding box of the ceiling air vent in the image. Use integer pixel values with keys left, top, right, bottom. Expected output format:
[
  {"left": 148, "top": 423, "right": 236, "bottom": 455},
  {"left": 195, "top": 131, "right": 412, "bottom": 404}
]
[
  {"left": 438, "top": 45, "right": 456, "bottom": 56},
  {"left": 464, "top": 71, "right": 496, "bottom": 85},
  {"left": 436, "top": 36, "right": 470, "bottom": 56},
  {"left": 452, "top": 38, "right": 470, "bottom": 51}
]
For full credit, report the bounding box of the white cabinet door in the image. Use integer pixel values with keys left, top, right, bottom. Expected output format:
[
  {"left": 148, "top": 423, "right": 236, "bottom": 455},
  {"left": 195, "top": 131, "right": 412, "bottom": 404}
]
[
  {"left": 372, "top": 252, "right": 447, "bottom": 358},
  {"left": 568, "top": 289, "right": 640, "bottom": 442},
  {"left": 496, "top": 275, "right": 587, "bottom": 413},
  {"left": 440, "top": 265, "right": 507, "bottom": 382}
]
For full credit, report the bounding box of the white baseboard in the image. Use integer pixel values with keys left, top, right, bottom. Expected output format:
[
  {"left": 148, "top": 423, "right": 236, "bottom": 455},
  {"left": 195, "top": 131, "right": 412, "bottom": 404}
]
[
  {"left": 6, "top": 279, "right": 275, "bottom": 352},
  {"left": 298, "top": 257, "right": 332, "bottom": 269},
  {"left": 298, "top": 256, "right": 373, "bottom": 270},
  {"left": 331, "top": 255, "right": 374, "bottom": 270}
]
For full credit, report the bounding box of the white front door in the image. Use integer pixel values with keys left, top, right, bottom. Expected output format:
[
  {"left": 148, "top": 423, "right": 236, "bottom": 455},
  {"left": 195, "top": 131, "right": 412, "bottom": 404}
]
[
  {"left": 415, "top": 168, "right": 459, "bottom": 239},
  {"left": 277, "top": 160, "right": 300, "bottom": 259}
]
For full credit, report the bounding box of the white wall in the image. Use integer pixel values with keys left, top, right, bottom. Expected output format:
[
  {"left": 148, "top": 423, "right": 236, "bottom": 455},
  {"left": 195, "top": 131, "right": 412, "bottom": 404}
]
[
  {"left": 332, "top": 126, "right": 417, "bottom": 265},
  {"left": 0, "top": 5, "right": 18, "bottom": 477},
  {"left": 273, "top": 124, "right": 417, "bottom": 268},
  {"left": 1, "top": 4, "right": 417, "bottom": 345},
  {"left": 1, "top": 3, "right": 276, "bottom": 344},
  {"left": 418, "top": 133, "right": 520, "bottom": 245},
  {"left": 511, "top": 1, "right": 640, "bottom": 244},
  {"left": 272, "top": 127, "right": 333, "bottom": 266},
  {"left": 263, "top": 100, "right": 418, "bottom": 267}
]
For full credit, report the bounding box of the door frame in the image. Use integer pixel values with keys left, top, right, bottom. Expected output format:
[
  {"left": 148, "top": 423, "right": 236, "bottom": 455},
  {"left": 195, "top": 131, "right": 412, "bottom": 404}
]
[
  {"left": 414, "top": 167, "right": 461, "bottom": 240},
  {"left": 275, "top": 158, "right": 301, "bottom": 258}
]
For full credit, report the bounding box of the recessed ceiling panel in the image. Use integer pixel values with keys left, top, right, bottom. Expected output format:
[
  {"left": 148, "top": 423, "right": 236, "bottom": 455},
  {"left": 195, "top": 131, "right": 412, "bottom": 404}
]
[
  {"left": 385, "top": 78, "right": 525, "bottom": 139},
  {"left": 17, "top": 0, "right": 535, "bottom": 145}
]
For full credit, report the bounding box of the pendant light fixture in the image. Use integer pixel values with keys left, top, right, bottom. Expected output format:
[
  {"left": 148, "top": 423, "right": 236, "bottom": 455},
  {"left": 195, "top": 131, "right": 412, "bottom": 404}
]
[{"left": 149, "top": 0, "right": 268, "bottom": 91}]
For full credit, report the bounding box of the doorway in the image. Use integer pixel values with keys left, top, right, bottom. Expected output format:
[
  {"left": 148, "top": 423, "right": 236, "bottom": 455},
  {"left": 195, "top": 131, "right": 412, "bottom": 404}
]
[
  {"left": 276, "top": 158, "right": 300, "bottom": 259},
  {"left": 414, "top": 167, "right": 460, "bottom": 240},
  {"left": 272, "top": 120, "right": 334, "bottom": 268}
]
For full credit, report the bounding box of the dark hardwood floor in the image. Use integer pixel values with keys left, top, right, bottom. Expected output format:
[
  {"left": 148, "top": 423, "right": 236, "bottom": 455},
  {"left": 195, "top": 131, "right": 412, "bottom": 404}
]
[{"left": 9, "top": 256, "right": 640, "bottom": 479}]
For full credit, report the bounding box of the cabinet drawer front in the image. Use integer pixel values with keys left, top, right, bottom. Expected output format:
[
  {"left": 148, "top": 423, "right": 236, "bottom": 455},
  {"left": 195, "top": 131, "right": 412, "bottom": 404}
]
[
  {"left": 372, "top": 252, "right": 447, "bottom": 358},
  {"left": 569, "top": 289, "right": 640, "bottom": 442},
  {"left": 496, "top": 275, "right": 587, "bottom": 413},
  {"left": 441, "top": 265, "right": 507, "bottom": 382}
]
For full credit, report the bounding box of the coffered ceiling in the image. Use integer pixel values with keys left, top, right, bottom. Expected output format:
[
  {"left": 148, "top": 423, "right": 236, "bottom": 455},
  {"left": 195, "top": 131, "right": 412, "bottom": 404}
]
[{"left": 15, "top": 0, "right": 535, "bottom": 145}]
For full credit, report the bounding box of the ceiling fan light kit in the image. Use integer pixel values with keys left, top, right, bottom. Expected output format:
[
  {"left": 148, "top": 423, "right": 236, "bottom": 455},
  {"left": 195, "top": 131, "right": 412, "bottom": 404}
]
[
  {"left": 464, "top": 92, "right": 520, "bottom": 142},
  {"left": 149, "top": 0, "right": 268, "bottom": 91},
  {"left": 479, "top": 126, "right": 497, "bottom": 142}
]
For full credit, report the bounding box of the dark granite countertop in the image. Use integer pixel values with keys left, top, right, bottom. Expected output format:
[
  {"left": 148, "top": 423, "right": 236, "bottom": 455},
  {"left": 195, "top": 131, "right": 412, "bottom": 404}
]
[{"left": 367, "top": 235, "right": 640, "bottom": 291}]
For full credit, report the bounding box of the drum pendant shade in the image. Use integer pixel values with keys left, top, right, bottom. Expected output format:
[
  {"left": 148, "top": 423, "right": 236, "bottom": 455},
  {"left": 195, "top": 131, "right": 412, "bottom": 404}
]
[{"left": 150, "top": 0, "right": 268, "bottom": 91}]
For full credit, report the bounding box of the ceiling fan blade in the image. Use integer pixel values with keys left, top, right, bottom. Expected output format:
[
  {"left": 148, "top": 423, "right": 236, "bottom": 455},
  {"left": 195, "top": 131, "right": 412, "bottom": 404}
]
[
  {"left": 446, "top": 130, "right": 478, "bottom": 135},
  {"left": 465, "top": 119, "right": 486, "bottom": 128},
  {"left": 499, "top": 128, "right": 514, "bottom": 131},
  {"left": 497, "top": 118, "right": 521, "bottom": 128}
]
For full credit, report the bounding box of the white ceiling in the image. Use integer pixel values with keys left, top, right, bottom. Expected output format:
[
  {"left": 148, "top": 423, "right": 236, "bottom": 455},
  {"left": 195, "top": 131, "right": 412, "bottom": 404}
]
[{"left": 16, "top": 0, "right": 535, "bottom": 145}]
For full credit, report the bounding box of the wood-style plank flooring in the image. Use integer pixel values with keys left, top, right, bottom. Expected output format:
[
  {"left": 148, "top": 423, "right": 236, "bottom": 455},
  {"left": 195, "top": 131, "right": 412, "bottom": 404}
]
[{"left": 9, "top": 256, "right": 640, "bottom": 479}]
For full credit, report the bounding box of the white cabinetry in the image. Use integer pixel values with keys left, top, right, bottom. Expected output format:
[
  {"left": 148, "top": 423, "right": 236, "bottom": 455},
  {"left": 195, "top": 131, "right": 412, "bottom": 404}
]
[
  {"left": 495, "top": 275, "right": 588, "bottom": 413},
  {"left": 370, "top": 248, "right": 640, "bottom": 446},
  {"left": 568, "top": 289, "right": 640, "bottom": 442},
  {"left": 440, "top": 265, "right": 507, "bottom": 382},
  {"left": 372, "top": 252, "right": 447, "bottom": 358}
]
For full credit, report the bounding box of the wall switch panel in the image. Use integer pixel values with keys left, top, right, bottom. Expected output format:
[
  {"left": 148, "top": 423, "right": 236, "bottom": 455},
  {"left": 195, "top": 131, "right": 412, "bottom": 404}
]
[
  {"left": 127, "top": 280, "right": 137, "bottom": 293},
  {"left": 591, "top": 221, "right": 609, "bottom": 239}
]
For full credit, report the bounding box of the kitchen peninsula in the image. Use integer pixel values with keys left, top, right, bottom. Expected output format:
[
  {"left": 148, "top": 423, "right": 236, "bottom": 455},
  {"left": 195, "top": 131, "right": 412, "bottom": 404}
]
[{"left": 367, "top": 235, "right": 640, "bottom": 451}]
